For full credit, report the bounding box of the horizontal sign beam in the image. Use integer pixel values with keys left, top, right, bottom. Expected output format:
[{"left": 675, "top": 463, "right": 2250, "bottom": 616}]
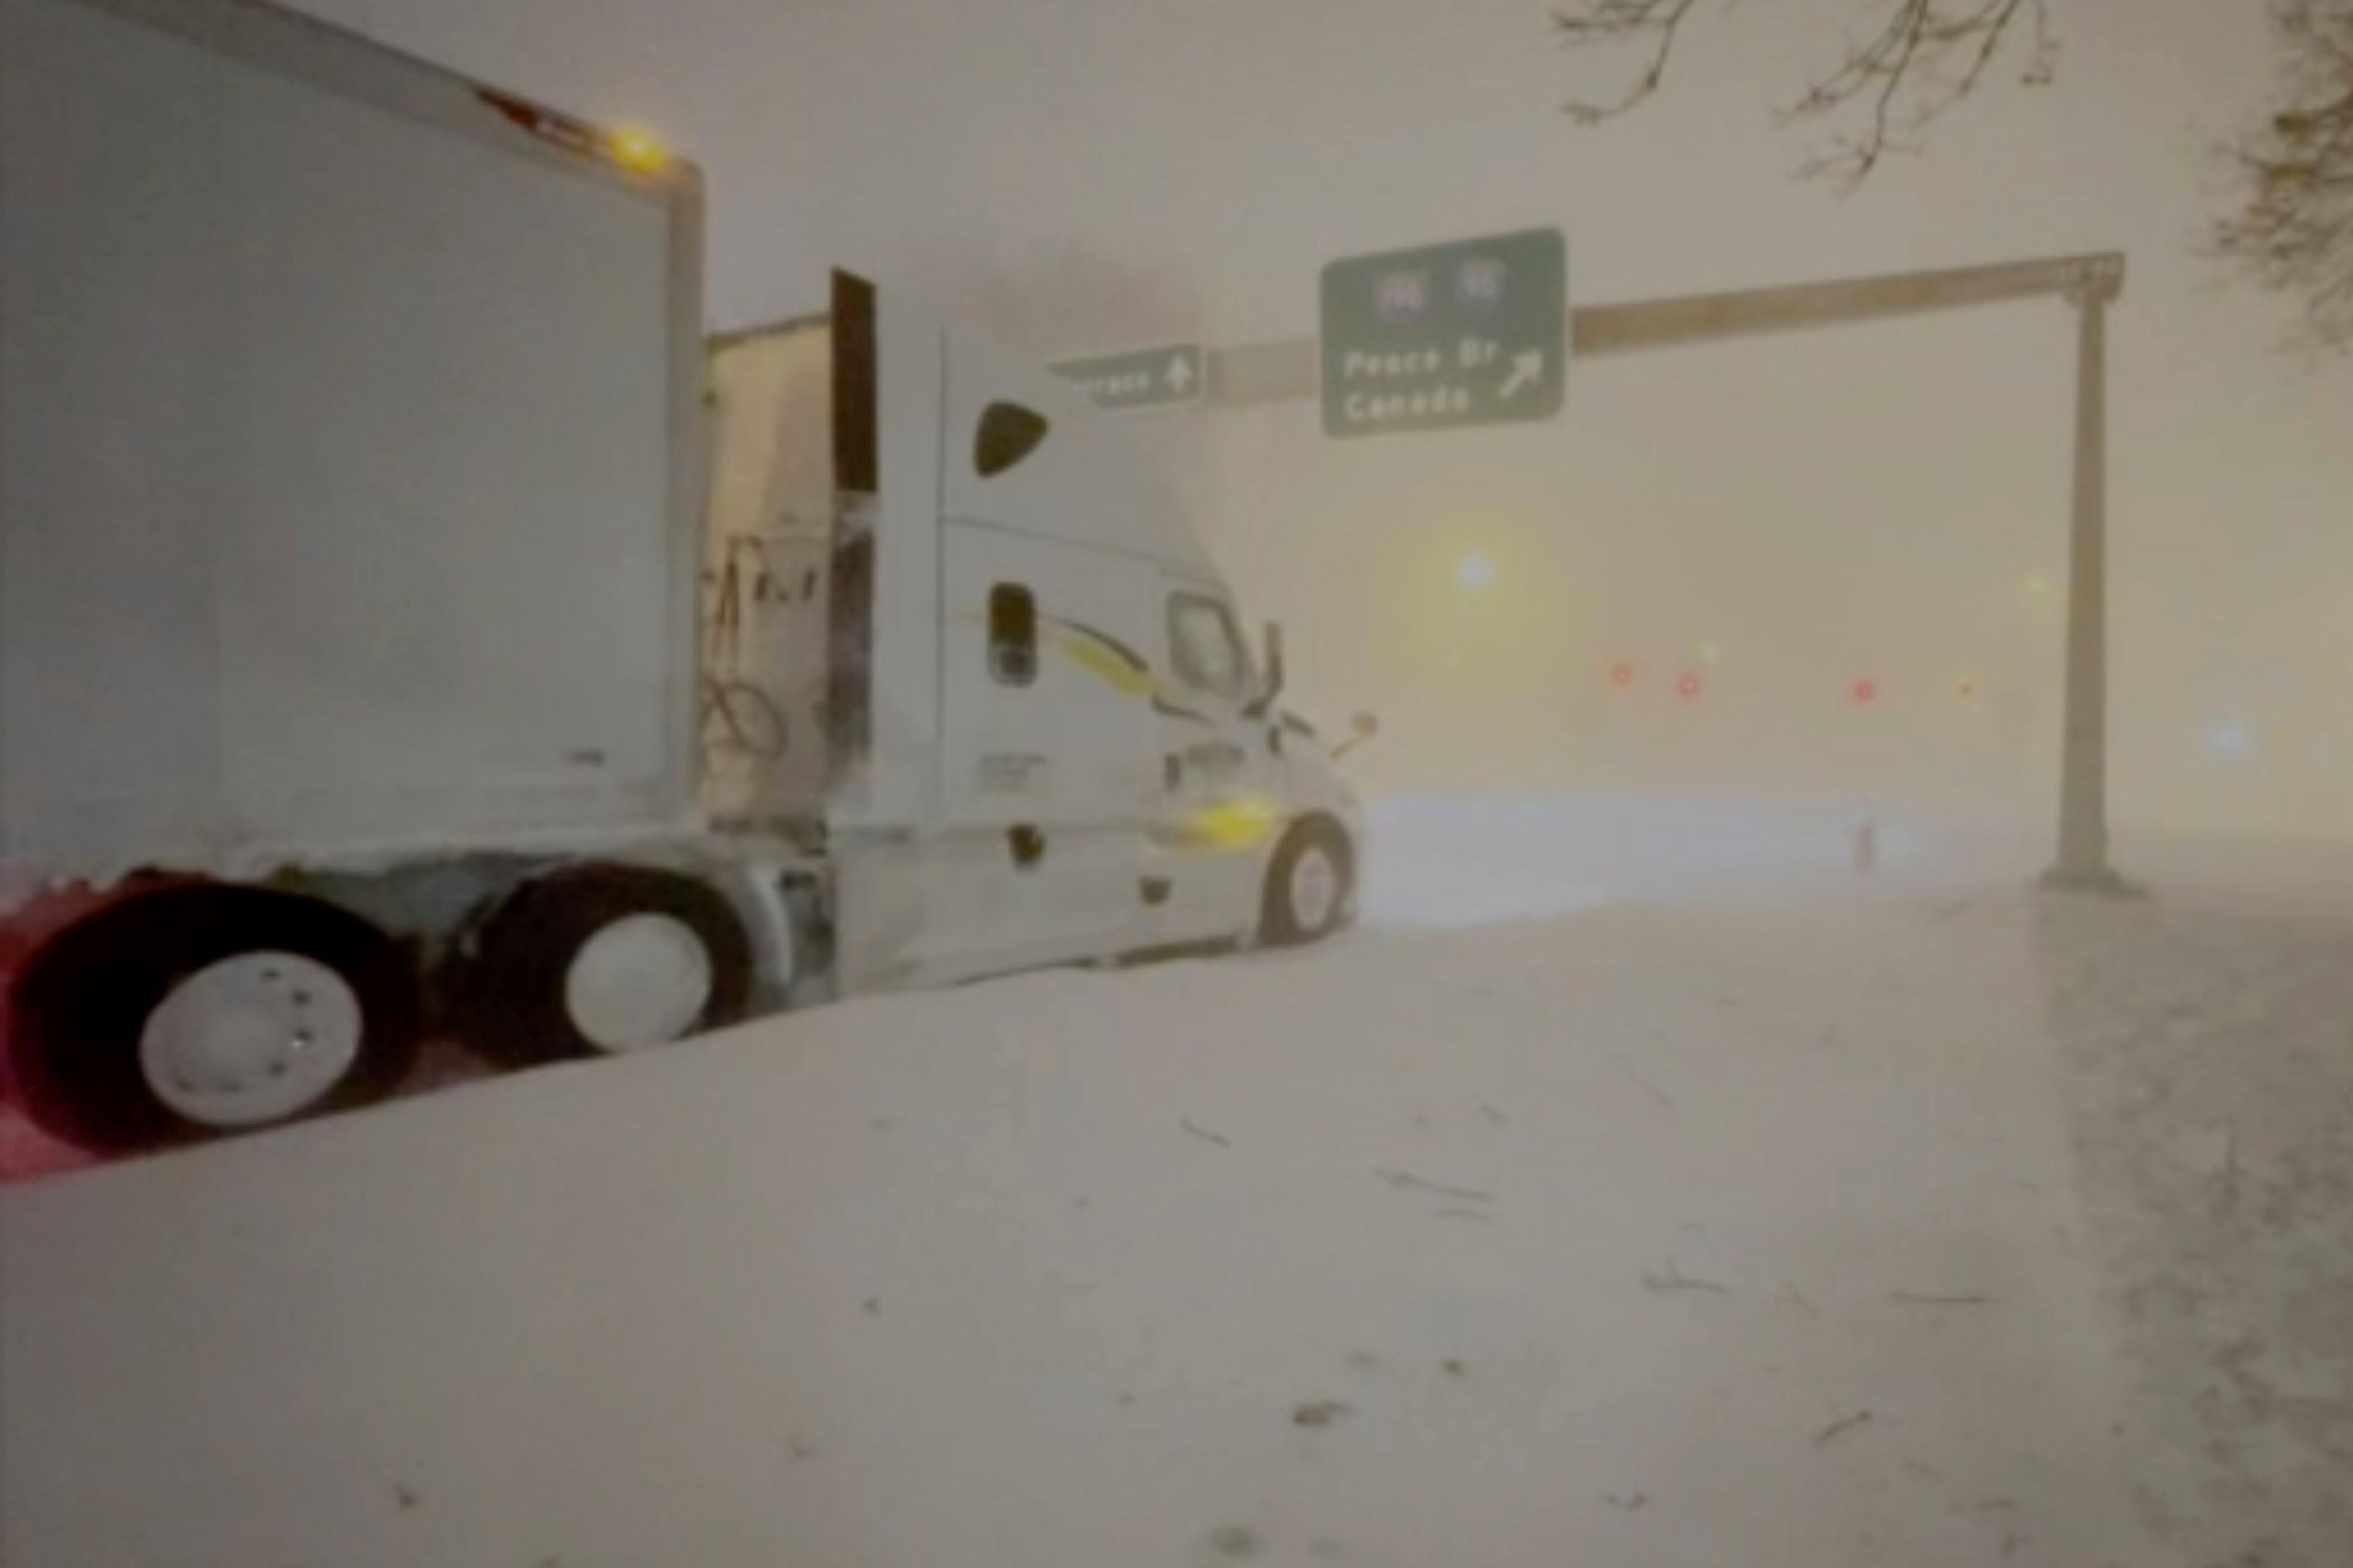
[
  {"left": 1570, "top": 252, "right": 2126, "bottom": 357},
  {"left": 1205, "top": 252, "right": 2124, "bottom": 408}
]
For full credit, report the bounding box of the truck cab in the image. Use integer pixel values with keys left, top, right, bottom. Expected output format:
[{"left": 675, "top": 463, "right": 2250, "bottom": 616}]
[{"left": 704, "top": 276, "right": 1365, "bottom": 994}]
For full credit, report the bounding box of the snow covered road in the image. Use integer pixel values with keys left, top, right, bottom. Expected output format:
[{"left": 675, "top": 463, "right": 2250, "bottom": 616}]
[
  {"left": 1, "top": 854, "right": 2170, "bottom": 1566},
  {"left": 1357, "top": 794, "right": 1974, "bottom": 930}
]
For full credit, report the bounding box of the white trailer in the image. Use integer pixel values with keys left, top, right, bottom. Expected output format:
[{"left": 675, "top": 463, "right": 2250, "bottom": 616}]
[{"left": 0, "top": 0, "right": 1368, "bottom": 1151}]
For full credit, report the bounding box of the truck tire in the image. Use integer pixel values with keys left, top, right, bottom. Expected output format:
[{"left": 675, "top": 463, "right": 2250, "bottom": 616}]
[
  {"left": 457, "top": 865, "right": 752, "bottom": 1064},
  {"left": 1260, "top": 817, "right": 1355, "bottom": 948},
  {"left": 7, "top": 885, "right": 423, "bottom": 1153}
]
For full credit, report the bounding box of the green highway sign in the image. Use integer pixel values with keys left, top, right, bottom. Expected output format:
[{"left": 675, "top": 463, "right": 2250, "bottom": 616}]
[
  {"left": 1320, "top": 228, "right": 1566, "bottom": 438},
  {"left": 1049, "top": 343, "right": 1204, "bottom": 414}
]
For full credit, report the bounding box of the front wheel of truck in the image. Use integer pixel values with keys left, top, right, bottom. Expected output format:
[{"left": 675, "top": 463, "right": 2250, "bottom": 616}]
[
  {"left": 1259, "top": 817, "right": 1355, "bottom": 948},
  {"left": 7, "top": 885, "right": 423, "bottom": 1152}
]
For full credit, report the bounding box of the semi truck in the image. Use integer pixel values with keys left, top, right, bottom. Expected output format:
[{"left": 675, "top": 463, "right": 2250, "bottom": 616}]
[{"left": 0, "top": 0, "right": 1369, "bottom": 1151}]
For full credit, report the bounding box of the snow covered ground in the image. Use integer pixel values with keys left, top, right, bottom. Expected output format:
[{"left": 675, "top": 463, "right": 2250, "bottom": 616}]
[
  {"left": 1358, "top": 793, "right": 1991, "bottom": 929},
  {"left": 2, "top": 800, "right": 2344, "bottom": 1566},
  {"left": 2032, "top": 836, "right": 2353, "bottom": 1566}
]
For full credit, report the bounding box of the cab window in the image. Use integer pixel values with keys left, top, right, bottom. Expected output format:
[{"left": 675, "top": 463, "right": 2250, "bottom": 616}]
[
  {"left": 988, "top": 583, "right": 1037, "bottom": 686},
  {"left": 1168, "top": 593, "right": 1251, "bottom": 700},
  {"left": 974, "top": 402, "right": 1049, "bottom": 478}
]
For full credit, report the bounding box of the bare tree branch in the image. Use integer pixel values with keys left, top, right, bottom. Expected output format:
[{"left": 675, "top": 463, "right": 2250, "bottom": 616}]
[
  {"left": 1555, "top": 0, "right": 2057, "bottom": 189},
  {"left": 1556, "top": 0, "right": 2353, "bottom": 350},
  {"left": 2213, "top": 1, "right": 2353, "bottom": 350},
  {"left": 1790, "top": 0, "right": 1938, "bottom": 187},
  {"left": 1553, "top": 0, "right": 1707, "bottom": 126}
]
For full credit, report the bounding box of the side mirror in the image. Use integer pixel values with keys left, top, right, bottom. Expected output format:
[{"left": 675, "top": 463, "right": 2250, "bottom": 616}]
[
  {"left": 1245, "top": 620, "right": 1286, "bottom": 718},
  {"left": 1331, "top": 711, "right": 1381, "bottom": 760}
]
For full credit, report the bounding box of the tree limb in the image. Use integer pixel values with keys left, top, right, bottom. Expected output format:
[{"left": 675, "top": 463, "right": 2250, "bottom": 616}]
[
  {"left": 1553, "top": 0, "right": 1707, "bottom": 125},
  {"left": 1553, "top": 0, "right": 2353, "bottom": 350},
  {"left": 2212, "top": 2, "right": 2353, "bottom": 350},
  {"left": 1555, "top": 0, "right": 2057, "bottom": 189}
]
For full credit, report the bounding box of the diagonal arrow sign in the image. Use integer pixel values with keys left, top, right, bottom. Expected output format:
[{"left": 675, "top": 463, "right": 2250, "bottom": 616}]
[{"left": 1496, "top": 349, "right": 1544, "bottom": 401}]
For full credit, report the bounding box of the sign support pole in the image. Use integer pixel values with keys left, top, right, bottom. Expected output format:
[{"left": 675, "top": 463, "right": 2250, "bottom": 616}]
[{"left": 2044, "top": 262, "right": 2132, "bottom": 895}]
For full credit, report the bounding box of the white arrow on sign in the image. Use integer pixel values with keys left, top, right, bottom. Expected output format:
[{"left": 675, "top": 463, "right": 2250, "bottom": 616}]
[
  {"left": 1496, "top": 349, "right": 1544, "bottom": 401},
  {"left": 1165, "top": 353, "right": 1195, "bottom": 395}
]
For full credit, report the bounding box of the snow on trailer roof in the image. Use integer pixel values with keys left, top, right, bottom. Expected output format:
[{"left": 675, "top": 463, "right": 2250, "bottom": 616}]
[{"left": 708, "top": 310, "right": 832, "bottom": 352}]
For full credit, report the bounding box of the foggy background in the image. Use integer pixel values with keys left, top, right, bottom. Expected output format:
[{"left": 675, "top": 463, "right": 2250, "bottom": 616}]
[{"left": 305, "top": 0, "right": 2353, "bottom": 836}]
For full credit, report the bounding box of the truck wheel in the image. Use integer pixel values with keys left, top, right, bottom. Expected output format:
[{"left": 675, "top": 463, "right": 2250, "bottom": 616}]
[
  {"left": 458, "top": 866, "right": 752, "bottom": 1064},
  {"left": 7, "top": 887, "right": 423, "bottom": 1152},
  {"left": 1260, "top": 818, "right": 1355, "bottom": 947}
]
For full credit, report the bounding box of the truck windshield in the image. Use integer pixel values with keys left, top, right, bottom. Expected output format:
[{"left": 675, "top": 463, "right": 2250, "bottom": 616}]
[{"left": 1167, "top": 593, "right": 1251, "bottom": 700}]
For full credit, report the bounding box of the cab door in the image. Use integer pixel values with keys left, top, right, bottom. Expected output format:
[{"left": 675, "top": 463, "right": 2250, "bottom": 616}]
[
  {"left": 925, "top": 524, "right": 1159, "bottom": 980},
  {"left": 1145, "top": 579, "right": 1281, "bottom": 944}
]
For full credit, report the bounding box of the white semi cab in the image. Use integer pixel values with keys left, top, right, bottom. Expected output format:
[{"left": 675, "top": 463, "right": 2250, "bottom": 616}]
[{"left": 0, "top": 0, "right": 1367, "bottom": 1151}]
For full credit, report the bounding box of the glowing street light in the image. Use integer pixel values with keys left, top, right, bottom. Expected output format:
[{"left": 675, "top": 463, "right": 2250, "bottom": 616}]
[{"left": 2203, "top": 719, "right": 2256, "bottom": 760}]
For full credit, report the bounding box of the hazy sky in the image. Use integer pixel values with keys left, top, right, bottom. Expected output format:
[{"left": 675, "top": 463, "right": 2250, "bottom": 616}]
[{"left": 309, "top": 0, "right": 2353, "bottom": 835}]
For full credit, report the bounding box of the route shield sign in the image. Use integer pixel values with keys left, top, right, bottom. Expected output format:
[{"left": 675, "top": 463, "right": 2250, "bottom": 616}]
[
  {"left": 1320, "top": 229, "right": 1566, "bottom": 438},
  {"left": 1049, "top": 344, "right": 1204, "bottom": 414}
]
